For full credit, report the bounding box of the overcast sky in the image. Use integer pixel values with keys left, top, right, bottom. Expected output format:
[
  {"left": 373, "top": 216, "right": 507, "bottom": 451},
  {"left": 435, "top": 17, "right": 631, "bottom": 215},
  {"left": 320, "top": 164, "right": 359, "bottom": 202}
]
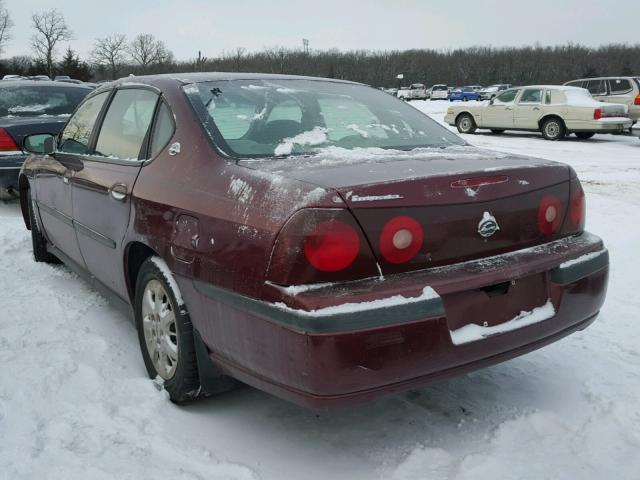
[{"left": 3, "top": 0, "right": 640, "bottom": 61}]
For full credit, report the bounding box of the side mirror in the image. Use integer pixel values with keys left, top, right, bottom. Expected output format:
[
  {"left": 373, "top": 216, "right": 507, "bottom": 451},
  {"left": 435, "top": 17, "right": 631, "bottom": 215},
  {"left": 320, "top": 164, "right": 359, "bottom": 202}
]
[
  {"left": 23, "top": 133, "right": 56, "bottom": 155},
  {"left": 489, "top": 98, "right": 495, "bottom": 105}
]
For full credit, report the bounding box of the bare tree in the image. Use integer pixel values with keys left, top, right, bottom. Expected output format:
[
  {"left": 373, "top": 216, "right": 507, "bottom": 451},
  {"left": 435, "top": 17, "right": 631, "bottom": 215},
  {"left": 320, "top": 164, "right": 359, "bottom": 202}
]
[
  {"left": 0, "top": 0, "right": 13, "bottom": 55},
  {"left": 91, "top": 34, "right": 128, "bottom": 79},
  {"left": 129, "top": 33, "right": 171, "bottom": 69},
  {"left": 31, "top": 9, "right": 72, "bottom": 78}
]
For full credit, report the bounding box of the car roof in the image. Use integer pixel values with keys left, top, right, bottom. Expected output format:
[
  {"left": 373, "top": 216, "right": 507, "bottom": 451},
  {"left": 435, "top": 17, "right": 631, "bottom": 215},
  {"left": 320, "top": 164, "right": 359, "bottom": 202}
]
[
  {"left": 568, "top": 76, "right": 638, "bottom": 81},
  {"left": 110, "top": 72, "right": 363, "bottom": 88},
  {"left": 0, "top": 79, "right": 92, "bottom": 89}
]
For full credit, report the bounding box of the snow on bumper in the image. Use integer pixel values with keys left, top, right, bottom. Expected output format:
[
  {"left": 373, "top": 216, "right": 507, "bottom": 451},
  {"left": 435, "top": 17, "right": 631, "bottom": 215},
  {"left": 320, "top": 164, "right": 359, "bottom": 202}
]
[{"left": 186, "top": 232, "right": 608, "bottom": 407}]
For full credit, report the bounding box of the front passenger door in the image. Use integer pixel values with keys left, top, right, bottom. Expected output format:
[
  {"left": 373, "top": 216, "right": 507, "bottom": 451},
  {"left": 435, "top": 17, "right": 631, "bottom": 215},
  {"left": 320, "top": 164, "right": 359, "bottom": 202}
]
[
  {"left": 71, "top": 87, "right": 162, "bottom": 299},
  {"left": 482, "top": 89, "right": 519, "bottom": 129},
  {"left": 514, "top": 88, "right": 544, "bottom": 129},
  {"left": 34, "top": 90, "right": 110, "bottom": 268}
]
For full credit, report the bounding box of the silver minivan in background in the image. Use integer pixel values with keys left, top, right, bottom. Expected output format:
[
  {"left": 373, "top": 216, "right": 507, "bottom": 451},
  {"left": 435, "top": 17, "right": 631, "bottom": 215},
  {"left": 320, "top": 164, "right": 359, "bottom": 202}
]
[{"left": 564, "top": 77, "right": 640, "bottom": 128}]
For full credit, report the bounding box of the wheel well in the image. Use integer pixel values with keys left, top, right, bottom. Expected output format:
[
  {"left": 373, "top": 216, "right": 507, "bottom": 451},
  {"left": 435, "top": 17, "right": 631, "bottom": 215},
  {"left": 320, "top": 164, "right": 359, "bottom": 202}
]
[
  {"left": 455, "top": 111, "right": 474, "bottom": 124},
  {"left": 125, "top": 242, "right": 158, "bottom": 302},
  {"left": 538, "top": 115, "right": 565, "bottom": 130},
  {"left": 18, "top": 175, "right": 31, "bottom": 230}
]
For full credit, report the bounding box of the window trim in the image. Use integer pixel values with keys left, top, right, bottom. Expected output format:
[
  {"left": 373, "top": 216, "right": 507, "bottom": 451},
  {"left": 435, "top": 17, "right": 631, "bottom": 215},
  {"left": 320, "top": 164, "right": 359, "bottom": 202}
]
[{"left": 143, "top": 98, "right": 176, "bottom": 165}]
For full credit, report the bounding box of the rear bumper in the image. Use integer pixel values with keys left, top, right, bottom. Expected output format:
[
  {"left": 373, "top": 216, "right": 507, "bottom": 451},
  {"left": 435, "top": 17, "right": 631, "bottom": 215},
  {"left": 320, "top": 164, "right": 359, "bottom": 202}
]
[
  {"left": 185, "top": 232, "right": 608, "bottom": 408},
  {"left": 568, "top": 118, "right": 633, "bottom": 132},
  {"left": 0, "top": 154, "right": 27, "bottom": 192}
]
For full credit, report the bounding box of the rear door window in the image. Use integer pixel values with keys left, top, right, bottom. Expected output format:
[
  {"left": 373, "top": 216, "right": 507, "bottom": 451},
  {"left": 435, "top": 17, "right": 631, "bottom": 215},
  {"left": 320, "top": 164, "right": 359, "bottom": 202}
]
[
  {"left": 565, "top": 81, "right": 584, "bottom": 88},
  {"left": 519, "top": 89, "right": 543, "bottom": 103},
  {"left": 586, "top": 80, "right": 607, "bottom": 95},
  {"left": 58, "top": 91, "right": 110, "bottom": 155},
  {"left": 609, "top": 79, "right": 632, "bottom": 95},
  {"left": 94, "top": 88, "right": 158, "bottom": 160}
]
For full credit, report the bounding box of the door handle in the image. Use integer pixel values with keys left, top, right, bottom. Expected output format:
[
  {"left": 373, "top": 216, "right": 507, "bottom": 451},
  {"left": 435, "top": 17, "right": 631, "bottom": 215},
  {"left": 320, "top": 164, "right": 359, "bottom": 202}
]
[
  {"left": 505, "top": 107, "right": 513, "bottom": 111},
  {"left": 110, "top": 183, "right": 128, "bottom": 202},
  {"left": 533, "top": 107, "right": 541, "bottom": 111}
]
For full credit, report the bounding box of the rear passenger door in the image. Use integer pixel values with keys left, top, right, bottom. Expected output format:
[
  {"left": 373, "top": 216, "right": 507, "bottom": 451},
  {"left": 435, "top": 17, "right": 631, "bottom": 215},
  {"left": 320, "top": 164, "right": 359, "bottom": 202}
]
[
  {"left": 604, "top": 78, "right": 635, "bottom": 108},
  {"left": 514, "top": 88, "right": 544, "bottom": 129},
  {"left": 585, "top": 79, "right": 608, "bottom": 102},
  {"left": 71, "top": 87, "right": 172, "bottom": 299}
]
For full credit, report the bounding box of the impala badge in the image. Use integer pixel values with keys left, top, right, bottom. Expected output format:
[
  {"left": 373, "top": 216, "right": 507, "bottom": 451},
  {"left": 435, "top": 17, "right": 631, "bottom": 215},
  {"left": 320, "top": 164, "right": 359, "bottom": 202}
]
[{"left": 478, "top": 212, "right": 500, "bottom": 238}]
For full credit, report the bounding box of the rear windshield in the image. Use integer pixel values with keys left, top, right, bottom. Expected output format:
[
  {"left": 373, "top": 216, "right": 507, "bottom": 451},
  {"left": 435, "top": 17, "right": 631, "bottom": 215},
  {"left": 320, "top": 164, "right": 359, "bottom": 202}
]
[
  {"left": 0, "top": 84, "right": 90, "bottom": 117},
  {"left": 184, "top": 79, "right": 464, "bottom": 158},
  {"left": 432, "top": 85, "right": 448, "bottom": 91}
]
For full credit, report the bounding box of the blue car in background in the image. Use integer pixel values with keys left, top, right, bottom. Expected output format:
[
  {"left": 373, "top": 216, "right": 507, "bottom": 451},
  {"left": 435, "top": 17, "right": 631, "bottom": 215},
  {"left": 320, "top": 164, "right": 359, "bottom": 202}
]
[{"left": 448, "top": 87, "right": 481, "bottom": 102}]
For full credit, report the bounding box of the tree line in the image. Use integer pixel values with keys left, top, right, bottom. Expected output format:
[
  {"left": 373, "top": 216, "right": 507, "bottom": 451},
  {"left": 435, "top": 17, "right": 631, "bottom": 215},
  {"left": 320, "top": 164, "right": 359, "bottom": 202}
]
[{"left": 0, "top": 3, "right": 638, "bottom": 86}]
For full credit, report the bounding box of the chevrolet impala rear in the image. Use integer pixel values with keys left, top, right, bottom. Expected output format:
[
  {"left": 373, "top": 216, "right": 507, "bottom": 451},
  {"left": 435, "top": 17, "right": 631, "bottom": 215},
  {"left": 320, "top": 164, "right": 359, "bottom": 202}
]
[
  {"left": 19, "top": 74, "right": 608, "bottom": 409},
  {"left": 178, "top": 77, "right": 609, "bottom": 408}
]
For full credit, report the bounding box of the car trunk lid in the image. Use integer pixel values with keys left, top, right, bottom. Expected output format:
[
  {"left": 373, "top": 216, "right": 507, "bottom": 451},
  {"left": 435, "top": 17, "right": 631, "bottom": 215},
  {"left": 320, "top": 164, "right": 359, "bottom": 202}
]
[{"left": 240, "top": 146, "right": 573, "bottom": 275}]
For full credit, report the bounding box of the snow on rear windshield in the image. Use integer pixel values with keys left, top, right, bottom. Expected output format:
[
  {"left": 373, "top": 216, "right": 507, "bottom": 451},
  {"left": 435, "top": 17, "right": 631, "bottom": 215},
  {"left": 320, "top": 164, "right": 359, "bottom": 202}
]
[
  {"left": 183, "top": 79, "right": 465, "bottom": 158},
  {"left": 0, "top": 85, "right": 89, "bottom": 117}
]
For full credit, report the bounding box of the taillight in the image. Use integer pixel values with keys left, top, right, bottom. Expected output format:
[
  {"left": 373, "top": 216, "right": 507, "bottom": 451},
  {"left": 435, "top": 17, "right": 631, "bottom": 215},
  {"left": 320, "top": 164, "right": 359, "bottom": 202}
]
[
  {"left": 267, "top": 209, "right": 378, "bottom": 285},
  {"left": 635, "top": 95, "right": 640, "bottom": 106},
  {"left": 538, "top": 195, "right": 563, "bottom": 236},
  {"left": 570, "top": 182, "right": 586, "bottom": 230},
  {"left": 593, "top": 108, "right": 602, "bottom": 120},
  {"left": 304, "top": 220, "right": 360, "bottom": 272},
  {"left": 0, "top": 128, "right": 19, "bottom": 151},
  {"left": 379, "top": 216, "right": 424, "bottom": 264}
]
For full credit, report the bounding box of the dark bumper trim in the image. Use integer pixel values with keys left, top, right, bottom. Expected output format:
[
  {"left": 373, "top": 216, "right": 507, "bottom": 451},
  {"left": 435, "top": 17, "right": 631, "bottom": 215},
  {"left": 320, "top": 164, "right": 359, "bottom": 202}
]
[
  {"left": 192, "top": 280, "right": 446, "bottom": 334},
  {"left": 549, "top": 249, "right": 609, "bottom": 284}
]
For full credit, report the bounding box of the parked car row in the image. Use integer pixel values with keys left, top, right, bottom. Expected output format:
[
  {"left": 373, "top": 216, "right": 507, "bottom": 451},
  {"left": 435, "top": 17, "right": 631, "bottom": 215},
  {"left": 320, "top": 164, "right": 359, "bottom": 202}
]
[{"left": 13, "top": 72, "right": 609, "bottom": 409}]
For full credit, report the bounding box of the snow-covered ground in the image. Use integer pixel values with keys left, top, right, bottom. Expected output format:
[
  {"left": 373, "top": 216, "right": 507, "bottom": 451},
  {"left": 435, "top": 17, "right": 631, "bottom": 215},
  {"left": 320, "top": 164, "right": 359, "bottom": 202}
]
[{"left": 1, "top": 101, "right": 639, "bottom": 479}]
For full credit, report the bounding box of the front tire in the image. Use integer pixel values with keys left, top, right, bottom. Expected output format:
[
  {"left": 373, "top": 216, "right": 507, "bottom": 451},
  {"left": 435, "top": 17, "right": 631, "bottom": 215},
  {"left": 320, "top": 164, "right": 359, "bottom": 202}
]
[
  {"left": 135, "top": 257, "right": 201, "bottom": 403},
  {"left": 27, "top": 189, "right": 60, "bottom": 264},
  {"left": 456, "top": 113, "right": 477, "bottom": 134},
  {"left": 541, "top": 117, "right": 566, "bottom": 141},
  {"left": 575, "top": 132, "right": 595, "bottom": 140}
]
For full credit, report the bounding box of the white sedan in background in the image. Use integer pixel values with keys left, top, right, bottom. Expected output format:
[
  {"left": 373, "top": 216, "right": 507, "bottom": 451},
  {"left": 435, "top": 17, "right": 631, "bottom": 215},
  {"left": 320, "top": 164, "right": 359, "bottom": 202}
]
[{"left": 445, "top": 85, "right": 632, "bottom": 140}]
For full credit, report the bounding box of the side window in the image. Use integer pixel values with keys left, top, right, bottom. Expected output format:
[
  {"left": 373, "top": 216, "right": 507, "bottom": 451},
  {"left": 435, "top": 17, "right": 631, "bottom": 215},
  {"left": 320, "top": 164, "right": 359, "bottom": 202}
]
[
  {"left": 565, "top": 81, "right": 583, "bottom": 88},
  {"left": 494, "top": 89, "right": 518, "bottom": 104},
  {"left": 519, "top": 89, "right": 543, "bottom": 103},
  {"left": 609, "top": 79, "right": 632, "bottom": 95},
  {"left": 58, "top": 91, "right": 109, "bottom": 154},
  {"left": 545, "top": 90, "right": 552, "bottom": 104},
  {"left": 94, "top": 89, "right": 158, "bottom": 160},
  {"left": 586, "top": 80, "right": 607, "bottom": 96},
  {"left": 150, "top": 101, "right": 175, "bottom": 158}
]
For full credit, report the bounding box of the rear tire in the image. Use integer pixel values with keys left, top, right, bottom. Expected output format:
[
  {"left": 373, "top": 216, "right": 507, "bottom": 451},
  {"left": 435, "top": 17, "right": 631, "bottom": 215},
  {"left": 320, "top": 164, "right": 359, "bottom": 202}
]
[
  {"left": 541, "top": 117, "right": 566, "bottom": 141},
  {"left": 135, "top": 257, "right": 201, "bottom": 403},
  {"left": 27, "top": 189, "right": 60, "bottom": 264},
  {"left": 456, "top": 113, "right": 477, "bottom": 134},
  {"left": 575, "top": 132, "right": 595, "bottom": 140}
]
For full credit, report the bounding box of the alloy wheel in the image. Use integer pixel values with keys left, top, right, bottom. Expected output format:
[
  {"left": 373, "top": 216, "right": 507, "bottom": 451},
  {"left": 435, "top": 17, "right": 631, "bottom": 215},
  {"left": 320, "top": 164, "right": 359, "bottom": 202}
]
[{"left": 141, "top": 279, "right": 179, "bottom": 380}]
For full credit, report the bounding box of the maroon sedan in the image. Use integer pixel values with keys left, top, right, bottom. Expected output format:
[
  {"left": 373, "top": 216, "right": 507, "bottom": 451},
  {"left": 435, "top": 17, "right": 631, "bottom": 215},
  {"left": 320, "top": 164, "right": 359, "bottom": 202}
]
[{"left": 18, "top": 73, "right": 608, "bottom": 408}]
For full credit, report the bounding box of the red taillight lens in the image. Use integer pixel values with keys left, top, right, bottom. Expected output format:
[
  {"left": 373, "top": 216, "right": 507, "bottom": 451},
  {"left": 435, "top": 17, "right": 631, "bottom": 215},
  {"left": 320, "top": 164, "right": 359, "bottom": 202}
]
[
  {"left": 634, "top": 95, "right": 640, "bottom": 106},
  {"left": 379, "top": 216, "right": 424, "bottom": 264},
  {"left": 0, "top": 128, "right": 19, "bottom": 151},
  {"left": 267, "top": 209, "right": 378, "bottom": 285},
  {"left": 593, "top": 108, "right": 602, "bottom": 120},
  {"left": 538, "top": 195, "right": 563, "bottom": 236},
  {"left": 304, "top": 220, "right": 360, "bottom": 272},
  {"left": 570, "top": 183, "right": 586, "bottom": 229}
]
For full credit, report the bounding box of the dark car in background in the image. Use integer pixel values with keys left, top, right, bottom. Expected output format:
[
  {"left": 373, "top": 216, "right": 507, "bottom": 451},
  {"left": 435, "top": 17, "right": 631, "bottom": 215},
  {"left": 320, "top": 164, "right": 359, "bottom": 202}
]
[
  {"left": 0, "top": 80, "right": 91, "bottom": 198},
  {"left": 19, "top": 73, "right": 608, "bottom": 408}
]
